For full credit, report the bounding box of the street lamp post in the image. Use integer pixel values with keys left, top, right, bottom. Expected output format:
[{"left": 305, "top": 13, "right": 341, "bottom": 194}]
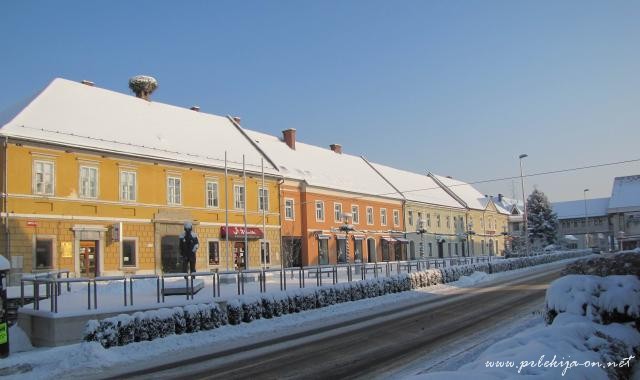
[
  {"left": 583, "top": 188, "right": 590, "bottom": 249},
  {"left": 417, "top": 219, "right": 427, "bottom": 258},
  {"left": 467, "top": 221, "right": 475, "bottom": 258},
  {"left": 519, "top": 154, "right": 529, "bottom": 256}
]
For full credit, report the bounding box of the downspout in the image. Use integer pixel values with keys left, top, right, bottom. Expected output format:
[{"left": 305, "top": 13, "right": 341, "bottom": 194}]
[{"left": 3, "top": 137, "right": 9, "bottom": 272}]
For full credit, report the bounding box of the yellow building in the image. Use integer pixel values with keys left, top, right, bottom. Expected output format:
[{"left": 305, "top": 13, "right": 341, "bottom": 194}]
[
  {"left": 429, "top": 174, "right": 510, "bottom": 256},
  {"left": 0, "top": 78, "right": 282, "bottom": 283}
]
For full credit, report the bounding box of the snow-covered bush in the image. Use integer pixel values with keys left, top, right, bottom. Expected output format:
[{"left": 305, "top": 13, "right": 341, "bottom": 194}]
[
  {"left": 261, "top": 294, "right": 277, "bottom": 319},
  {"left": 240, "top": 296, "right": 263, "bottom": 323},
  {"left": 562, "top": 251, "right": 640, "bottom": 278},
  {"left": 300, "top": 288, "right": 318, "bottom": 310},
  {"left": 210, "top": 302, "right": 228, "bottom": 327},
  {"left": 156, "top": 308, "right": 176, "bottom": 337},
  {"left": 184, "top": 305, "right": 202, "bottom": 333},
  {"left": 132, "top": 311, "right": 151, "bottom": 342},
  {"left": 227, "top": 299, "right": 243, "bottom": 325},
  {"left": 172, "top": 307, "right": 187, "bottom": 334},
  {"left": 545, "top": 275, "right": 640, "bottom": 328}
]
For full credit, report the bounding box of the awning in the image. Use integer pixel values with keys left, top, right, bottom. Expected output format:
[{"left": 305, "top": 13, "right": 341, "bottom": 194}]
[
  {"left": 352, "top": 235, "right": 366, "bottom": 241},
  {"left": 220, "top": 226, "right": 264, "bottom": 240},
  {"left": 395, "top": 238, "right": 410, "bottom": 243},
  {"left": 316, "top": 234, "right": 330, "bottom": 240},
  {"left": 336, "top": 235, "right": 347, "bottom": 240},
  {"left": 381, "top": 237, "right": 396, "bottom": 242}
]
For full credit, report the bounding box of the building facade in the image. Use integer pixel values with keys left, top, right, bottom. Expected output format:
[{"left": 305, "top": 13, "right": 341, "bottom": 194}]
[
  {"left": 553, "top": 197, "right": 610, "bottom": 251},
  {"left": 0, "top": 78, "right": 282, "bottom": 283}
]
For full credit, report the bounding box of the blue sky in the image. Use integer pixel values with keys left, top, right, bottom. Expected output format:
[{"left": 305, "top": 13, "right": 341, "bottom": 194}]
[{"left": 1, "top": 1, "right": 638, "bottom": 202}]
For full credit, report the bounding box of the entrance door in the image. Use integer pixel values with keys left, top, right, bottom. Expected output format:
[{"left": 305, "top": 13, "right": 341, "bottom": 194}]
[
  {"left": 161, "top": 235, "right": 181, "bottom": 273},
  {"left": 489, "top": 239, "right": 495, "bottom": 256},
  {"left": 437, "top": 241, "right": 444, "bottom": 258},
  {"left": 367, "top": 239, "right": 376, "bottom": 263},
  {"left": 461, "top": 243, "right": 466, "bottom": 257},
  {"left": 80, "top": 240, "right": 98, "bottom": 278},
  {"left": 282, "top": 237, "right": 302, "bottom": 268},
  {"left": 234, "top": 242, "right": 246, "bottom": 270},
  {"left": 353, "top": 239, "right": 363, "bottom": 263}
]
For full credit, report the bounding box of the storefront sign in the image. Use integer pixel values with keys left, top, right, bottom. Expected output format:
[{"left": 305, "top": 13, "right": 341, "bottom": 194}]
[
  {"left": 220, "top": 226, "right": 264, "bottom": 240},
  {"left": 60, "top": 242, "right": 73, "bottom": 258}
]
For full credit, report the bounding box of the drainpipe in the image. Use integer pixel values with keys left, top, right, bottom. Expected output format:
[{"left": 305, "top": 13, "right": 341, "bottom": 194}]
[{"left": 2, "top": 137, "right": 9, "bottom": 276}]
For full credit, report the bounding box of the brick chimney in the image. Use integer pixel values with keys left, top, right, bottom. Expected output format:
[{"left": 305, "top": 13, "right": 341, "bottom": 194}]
[
  {"left": 232, "top": 116, "right": 241, "bottom": 125},
  {"left": 330, "top": 144, "right": 342, "bottom": 154},
  {"left": 190, "top": 106, "right": 200, "bottom": 112},
  {"left": 498, "top": 193, "right": 503, "bottom": 202},
  {"left": 282, "top": 128, "right": 296, "bottom": 150}
]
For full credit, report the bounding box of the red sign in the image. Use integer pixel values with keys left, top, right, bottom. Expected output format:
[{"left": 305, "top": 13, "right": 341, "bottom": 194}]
[
  {"left": 220, "top": 226, "right": 264, "bottom": 240},
  {"left": 26, "top": 221, "right": 37, "bottom": 227}
]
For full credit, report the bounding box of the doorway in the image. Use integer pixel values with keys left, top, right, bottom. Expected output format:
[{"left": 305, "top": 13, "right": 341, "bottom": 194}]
[
  {"left": 437, "top": 241, "right": 444, "bottom": 258},
  {"left": 282, "top": 237, "right": 302, "bottom": 268},
  {"left": 234, "top": 242, "right": 246, "bottom": 270},
  {"left": 367, "top": 238, "right": 376, "bottom": 263},
  {"left": 80, "top": 240, "right": 98, "bottom": 278},
  {"left": 161, "top": 235, "right": 181, "bottom": 273}
]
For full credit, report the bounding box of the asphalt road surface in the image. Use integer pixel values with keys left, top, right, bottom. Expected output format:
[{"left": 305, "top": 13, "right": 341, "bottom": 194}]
[{"left": 110, "top": 265, "right": 563, "bottom": 380}]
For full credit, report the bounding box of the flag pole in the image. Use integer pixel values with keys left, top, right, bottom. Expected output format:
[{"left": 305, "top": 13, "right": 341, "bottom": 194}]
[
  {"left": 243, "top": 155, "right": 248, "bottom": 270},
  {"left": 225, "top": 151, "right": 229, "bottom": 272}
]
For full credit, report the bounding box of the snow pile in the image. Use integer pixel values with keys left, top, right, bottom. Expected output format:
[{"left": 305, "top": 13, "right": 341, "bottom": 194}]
[
  {"left": 8, "top": 325, "right": 33, "bottom": 353},
  {"left": 544, "top": 275, "right": 640, "bottom": 326},
  {"left": 416, "top": 315, "right": 639, "bottom": 380},
  {"left": 561, "top": 250, "right": 640, "bottom": 278}
]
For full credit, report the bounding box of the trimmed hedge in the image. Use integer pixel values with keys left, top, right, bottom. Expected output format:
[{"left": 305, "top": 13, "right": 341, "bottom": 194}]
[{"left": 84, "top": 250, "right": 591, "bottom": 348}]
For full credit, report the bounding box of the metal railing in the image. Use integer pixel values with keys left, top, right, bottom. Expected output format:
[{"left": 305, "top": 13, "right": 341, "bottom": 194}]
[{"left": 17, "top": 256, "right": 496, "bottom": 314}]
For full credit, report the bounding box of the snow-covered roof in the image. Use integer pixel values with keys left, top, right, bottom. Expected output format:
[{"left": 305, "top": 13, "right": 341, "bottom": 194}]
[
  {"left": 243, "top": 129, "right": 402, "bottom": 199},
  {"left": 608, "top": 175, "right": 640, "bottom": 212},
  {"left": 368, "top": 163, "right": 463, "bottom": 208},
  {"left": 0, "top": 78, "right": 277, "bottom": 174},
  {"left": 552, "top": 197, "right": 610, "bottom": 219},
  {"left": 491, "top": 195, "right": 523, "bottom": 215},
  {"left": 431, "top": 174, "right": 503, "bottom": 212}
]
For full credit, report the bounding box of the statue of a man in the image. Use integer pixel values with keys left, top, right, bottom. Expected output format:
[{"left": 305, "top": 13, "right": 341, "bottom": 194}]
[{"left": 179, "top": 221, "right": 199, "bottom": 276}]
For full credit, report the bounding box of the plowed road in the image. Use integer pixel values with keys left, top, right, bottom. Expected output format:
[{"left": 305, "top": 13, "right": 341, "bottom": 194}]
[{"left": 103, "top": 265, "right": 563, "bottom": 380}]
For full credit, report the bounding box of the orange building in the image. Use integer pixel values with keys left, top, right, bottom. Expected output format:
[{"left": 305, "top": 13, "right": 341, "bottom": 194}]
[{"left": 245, "top": 128, "right": 405, "bottom": 266}]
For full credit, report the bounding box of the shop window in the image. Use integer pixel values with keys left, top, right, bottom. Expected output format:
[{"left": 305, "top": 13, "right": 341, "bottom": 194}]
[
  {"left": 208, "top": 241, "right": 220, "bottom": 265},
  {"left": 122, "top": 239, "right": 137, "bottom": 267},
  {"left": 318, "top": 239, "right": 329, "bottom": 265},
  {"left": 35, "top": 238, "right": 53, "bottom": 269}
]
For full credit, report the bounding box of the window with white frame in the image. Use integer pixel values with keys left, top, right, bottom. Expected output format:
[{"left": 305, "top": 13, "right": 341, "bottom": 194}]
[
  {"left": 120, "top": 170, "right": 136, "bottom": 202},
  {"left": 79, "top": 166, "right": 98, "bottom": 198},
  {"left": 258, "top": 187, "right": 269, "bottom": 211},
  {"left": 206, "top": 180, "right": 219, "bottom": 208},
  {"left": 393, "top": 210, "right": 400, "bottom": 226},
  {"left": 33, "top": 160, "right": 54, "bottom": 195},
  {"left": 285, "top": 198, "right": 295, "bottom": 220},
  {"left": 351, "top": 205, "right": 359, "bottom": 224},
  {"left": 366, "top": 207, "right": 374, "bottom": 225},
  {"left": 167, "top": 176, "right": 182, "bottom": 205},
  {"left": 334, "top": 203, "right": 343, "bottom": 222},
  {"left": 408, "top": 211, "right": 414, "bottom": 226},
  {"left": 315, "top": 201, "right": 325, "bottom": 221},
  {"left": 122, "top": 239, "right": 137, "bottom": 267},
  {"left": 234, "top": 184, "right": 245, "bottom": 209},
  {"left": 380, "top": 208, "right": 387, "bottom": 226}
]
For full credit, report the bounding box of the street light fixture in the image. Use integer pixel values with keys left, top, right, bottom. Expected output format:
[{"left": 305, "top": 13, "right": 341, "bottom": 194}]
[
  {"left": 583, "top": 188, "right": 590, "bottom": 249},
  {"left": 338, "top": 213, "right": 355, "bottom": 264},
  {"left": 519, "top": 154, "right": 529, "bottom": 256}
]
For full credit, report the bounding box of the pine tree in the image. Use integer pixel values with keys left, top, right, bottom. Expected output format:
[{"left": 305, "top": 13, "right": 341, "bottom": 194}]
[{"left": 526, "top": 189, "right": 558, "bottom": 248}]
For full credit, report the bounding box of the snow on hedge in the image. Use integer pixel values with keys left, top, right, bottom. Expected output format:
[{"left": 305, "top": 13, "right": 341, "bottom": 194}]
[
  {"left": 544, "top": 275, "right": 640, "bottom": 325},
  {"left": 84, "top": 250, "right": 591, "bottom": 348}
]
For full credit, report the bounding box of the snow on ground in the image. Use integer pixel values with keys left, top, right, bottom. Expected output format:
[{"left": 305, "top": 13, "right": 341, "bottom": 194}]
[
  {"left": 0, "top": 259, "right": 578, "bottom": 380},
  {"left": 407, "top": 315, "right": 638, "bottom": 380}
]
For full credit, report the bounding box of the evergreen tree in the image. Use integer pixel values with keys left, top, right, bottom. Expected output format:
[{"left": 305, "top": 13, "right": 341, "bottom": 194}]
[{"left": 526, "top": 189, "right": 558, "bottom": 247}]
